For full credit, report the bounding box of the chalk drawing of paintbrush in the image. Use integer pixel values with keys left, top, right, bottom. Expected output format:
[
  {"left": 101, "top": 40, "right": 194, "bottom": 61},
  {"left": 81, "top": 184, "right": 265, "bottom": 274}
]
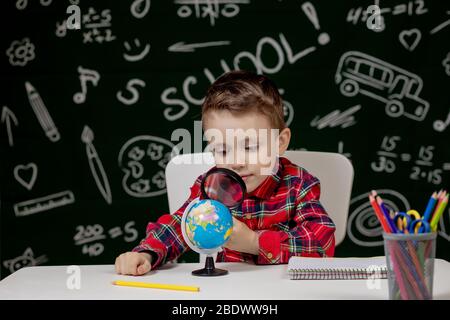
[
  {"left": 81, "top": 125, "right": 112, "bottom": 204},
  {"left": 25, "top": 81, "right": 60, "bottom": 142}
]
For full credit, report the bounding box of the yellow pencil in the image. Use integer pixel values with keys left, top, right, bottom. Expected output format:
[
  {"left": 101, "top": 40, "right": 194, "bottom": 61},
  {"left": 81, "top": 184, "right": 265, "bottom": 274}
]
[
  {"left": 112, "top": 280, "right": 200, "bottom": 292},
  {"left": 430, "top": 193, "right": 449, "bottom": 231}
]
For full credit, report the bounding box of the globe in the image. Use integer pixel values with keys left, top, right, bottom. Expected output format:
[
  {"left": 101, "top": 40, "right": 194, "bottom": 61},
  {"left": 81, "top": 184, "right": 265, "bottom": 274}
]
[
  {"left": 180, "top": 166, "right": 244, "bottom": 277},
  {"left": 181, "top": 198, "right": 233, "bottom": 255}
]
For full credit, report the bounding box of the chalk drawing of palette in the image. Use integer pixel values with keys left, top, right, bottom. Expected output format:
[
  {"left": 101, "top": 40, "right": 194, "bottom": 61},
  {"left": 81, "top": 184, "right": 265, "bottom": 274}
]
[{"left": 13, "top": 190, "right": 75, "bottom": 217}]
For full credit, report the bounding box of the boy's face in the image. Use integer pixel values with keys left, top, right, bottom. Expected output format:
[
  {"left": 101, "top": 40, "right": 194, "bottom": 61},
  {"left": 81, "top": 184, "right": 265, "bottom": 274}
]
[{"left": 203, "top": 110, "right": 290, "bottom": 193}]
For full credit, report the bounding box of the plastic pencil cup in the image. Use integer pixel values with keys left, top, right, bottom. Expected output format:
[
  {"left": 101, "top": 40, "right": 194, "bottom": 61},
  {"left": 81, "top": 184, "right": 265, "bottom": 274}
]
[{"left": 382, "top": 232, "right": 437, "bottom": 300}]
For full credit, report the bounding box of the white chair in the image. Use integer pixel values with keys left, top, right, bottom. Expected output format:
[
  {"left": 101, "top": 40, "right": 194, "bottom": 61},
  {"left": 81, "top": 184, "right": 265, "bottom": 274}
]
[{"left": 165, "top": 150, "right": 354, "bottom": 249}]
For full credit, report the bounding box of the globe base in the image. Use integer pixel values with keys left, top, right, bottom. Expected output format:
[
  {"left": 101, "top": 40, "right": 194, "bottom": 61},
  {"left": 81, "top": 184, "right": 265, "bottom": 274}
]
[{"left": 191, "top": 256, "right": 228, "bottom": 277}]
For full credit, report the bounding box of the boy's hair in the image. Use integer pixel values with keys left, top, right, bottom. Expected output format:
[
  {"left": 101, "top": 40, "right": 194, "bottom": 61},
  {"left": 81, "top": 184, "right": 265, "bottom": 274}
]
[{"left": 201, "top": 70, "right": 286, "bottom": 130}]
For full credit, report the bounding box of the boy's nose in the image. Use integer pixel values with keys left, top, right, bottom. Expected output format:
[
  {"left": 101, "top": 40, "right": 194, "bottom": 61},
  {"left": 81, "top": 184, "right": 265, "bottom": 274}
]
[{"left": 229, "top": 162, "right": 245, "bottom": 173}]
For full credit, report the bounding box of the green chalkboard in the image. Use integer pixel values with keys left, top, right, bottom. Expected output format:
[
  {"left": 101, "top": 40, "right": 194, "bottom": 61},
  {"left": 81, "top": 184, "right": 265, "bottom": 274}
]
[{"left": 1, "top": 0, "right": 449, "bottom": 280}]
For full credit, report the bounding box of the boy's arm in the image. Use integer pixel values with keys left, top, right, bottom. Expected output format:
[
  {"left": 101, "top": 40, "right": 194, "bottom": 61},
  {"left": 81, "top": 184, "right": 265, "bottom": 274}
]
[
  {"left": 256, "top": 176, "right": 336, "bottom": 264},
  {"left": 131, "top": 176, "right": 202, "bottom": 270}
]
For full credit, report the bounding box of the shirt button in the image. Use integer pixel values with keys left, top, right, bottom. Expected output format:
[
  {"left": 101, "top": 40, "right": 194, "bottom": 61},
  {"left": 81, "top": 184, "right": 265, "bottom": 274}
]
[
  {"left": 267, "top": 253, "right": 273, "bottom": 259},
  {"left": 245, "top": 213, "right": 252, "bottom": 219}
]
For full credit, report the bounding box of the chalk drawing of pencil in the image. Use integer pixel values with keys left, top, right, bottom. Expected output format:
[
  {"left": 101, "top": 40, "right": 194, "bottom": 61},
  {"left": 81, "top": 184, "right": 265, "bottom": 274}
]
[
  {"left": 81, "top": 125, "right": 112, "bottom": 204},
  {"left": 25, "top": 81, "right": 60, "bottom": 142}
]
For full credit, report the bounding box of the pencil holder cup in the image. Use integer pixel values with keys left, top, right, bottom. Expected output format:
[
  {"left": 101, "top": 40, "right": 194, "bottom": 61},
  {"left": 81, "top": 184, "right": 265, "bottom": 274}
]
[{"left": 383, "top": 232, "right": 436, "bottom": 300}]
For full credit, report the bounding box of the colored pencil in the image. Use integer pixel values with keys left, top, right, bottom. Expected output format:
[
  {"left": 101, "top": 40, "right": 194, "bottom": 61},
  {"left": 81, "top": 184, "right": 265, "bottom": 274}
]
[
  {"left": 369, "top": 194, "right": 391, "bottom": 232},
  {"left": 423, "top": 191, "right": 438, "bottom": 222},
  {"left": 430, "top": 193, "right": 448, "bottom": 231},
  {"left": 376, "top": 196, "right": 398, "bottom": 233}
]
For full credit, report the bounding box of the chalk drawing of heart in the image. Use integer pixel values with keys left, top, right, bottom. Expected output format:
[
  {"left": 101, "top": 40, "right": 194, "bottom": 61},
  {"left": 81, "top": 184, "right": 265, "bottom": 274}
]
[
  {"left": 399, "top": 29, "right": 421, "bottom": 51},
  {"left": 14, "top": 163, "right": 38, "bottom": 190}
]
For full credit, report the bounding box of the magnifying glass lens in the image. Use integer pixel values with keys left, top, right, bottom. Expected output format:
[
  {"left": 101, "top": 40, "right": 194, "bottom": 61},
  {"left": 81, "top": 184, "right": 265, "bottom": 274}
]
[{"left": 202, "top": 169, "right": 245, "bottom": 208}]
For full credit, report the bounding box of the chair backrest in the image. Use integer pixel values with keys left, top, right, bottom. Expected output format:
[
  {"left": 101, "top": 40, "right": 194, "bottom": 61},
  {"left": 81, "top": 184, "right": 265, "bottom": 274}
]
[{"left": 165, "top": 150, "right": 353, "bottom": 246}]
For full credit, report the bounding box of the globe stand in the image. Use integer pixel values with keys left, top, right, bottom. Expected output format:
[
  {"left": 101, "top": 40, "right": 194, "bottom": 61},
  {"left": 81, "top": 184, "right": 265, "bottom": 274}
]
[{"left": 192, "top": 255, "right": 228, "bottom": 276}]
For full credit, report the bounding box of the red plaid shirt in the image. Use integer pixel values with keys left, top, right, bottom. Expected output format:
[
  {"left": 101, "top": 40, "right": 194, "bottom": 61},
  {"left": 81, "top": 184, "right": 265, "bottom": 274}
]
[{"left": 133, "top": 157, "right": 335, "bottom": 269}]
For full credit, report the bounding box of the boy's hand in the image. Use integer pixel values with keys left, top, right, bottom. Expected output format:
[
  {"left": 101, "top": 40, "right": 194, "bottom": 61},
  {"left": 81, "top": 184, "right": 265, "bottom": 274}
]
[
  {"left": 224, "top": 217, "right": 259, "bottom": 255},
  {"left": 115, "top": 252, "right": 152, "bottom": 276}
]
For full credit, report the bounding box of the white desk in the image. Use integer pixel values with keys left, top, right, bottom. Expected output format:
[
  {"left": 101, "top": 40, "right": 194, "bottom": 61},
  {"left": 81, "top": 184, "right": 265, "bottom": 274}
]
[{"left": 1, "top": 259, "right": 450, "bottom": 300}]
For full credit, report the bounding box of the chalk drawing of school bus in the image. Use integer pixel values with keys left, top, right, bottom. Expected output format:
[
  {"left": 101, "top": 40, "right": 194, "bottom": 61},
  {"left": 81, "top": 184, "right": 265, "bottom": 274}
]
[{"left": 335, "top": 51, "right": 429, "bottom": 121}]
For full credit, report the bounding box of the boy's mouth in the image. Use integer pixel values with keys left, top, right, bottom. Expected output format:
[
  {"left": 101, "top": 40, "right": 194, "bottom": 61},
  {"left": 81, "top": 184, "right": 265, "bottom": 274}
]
[{"left": 240, "top": 174, "right": 252, "bottom": 181}]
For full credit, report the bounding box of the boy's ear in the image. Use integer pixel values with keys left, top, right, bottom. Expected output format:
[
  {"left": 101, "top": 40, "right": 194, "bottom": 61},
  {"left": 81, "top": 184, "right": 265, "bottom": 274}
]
[{"left": 277, "top": 127, "right": 291, "bottom": 156}]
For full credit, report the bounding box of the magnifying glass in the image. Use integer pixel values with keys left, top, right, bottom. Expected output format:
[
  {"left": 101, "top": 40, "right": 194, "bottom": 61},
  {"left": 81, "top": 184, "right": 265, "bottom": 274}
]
[{"left": 200, "top": 167, "right": 247, "bottom": 209}]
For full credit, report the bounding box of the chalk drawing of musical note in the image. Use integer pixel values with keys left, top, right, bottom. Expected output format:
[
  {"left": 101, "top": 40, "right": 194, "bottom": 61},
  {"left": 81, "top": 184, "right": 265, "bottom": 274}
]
[
  {"left": 81, "top": 125, "right": 112, "bottom": 204},
  {"left": 25, "top": 81, "right": 60, "bottom": 142},
  {"left": 3, "top": 248, "right": 48, "bottom": 274},
  {"left": 433, "top": 110, "right": 450, "bottom": 132},
  {"left": 14, "top": 163, "right": 38, "bottom": 190},
  {"left": 13, "top": 190, "right": 75, "bottom": 217},
  {"left": 73, "top": 66, "right": 100, "bottom": 104}
]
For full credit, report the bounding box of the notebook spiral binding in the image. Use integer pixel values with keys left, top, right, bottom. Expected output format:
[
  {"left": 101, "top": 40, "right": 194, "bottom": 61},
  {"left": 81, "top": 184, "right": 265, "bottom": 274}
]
[{"left": 288, "top": 267, "right": 388, "bottom": 280}]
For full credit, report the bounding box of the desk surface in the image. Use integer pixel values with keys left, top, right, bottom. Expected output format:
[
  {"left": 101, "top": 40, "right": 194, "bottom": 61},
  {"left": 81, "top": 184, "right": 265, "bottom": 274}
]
[{"left": 1, "top": 259, "right": 450, "bottom": 300}]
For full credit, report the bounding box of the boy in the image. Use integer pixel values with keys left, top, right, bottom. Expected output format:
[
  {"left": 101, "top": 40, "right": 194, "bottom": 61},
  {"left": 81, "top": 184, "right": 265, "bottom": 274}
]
[{"left": 115, "top": 70, "right": 335, "bottom": 276}]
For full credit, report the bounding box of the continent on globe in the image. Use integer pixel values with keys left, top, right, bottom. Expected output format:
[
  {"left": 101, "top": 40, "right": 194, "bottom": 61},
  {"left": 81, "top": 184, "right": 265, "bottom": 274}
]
[{"left": 184, "top": 200, "right": 233, "bottom": 250}]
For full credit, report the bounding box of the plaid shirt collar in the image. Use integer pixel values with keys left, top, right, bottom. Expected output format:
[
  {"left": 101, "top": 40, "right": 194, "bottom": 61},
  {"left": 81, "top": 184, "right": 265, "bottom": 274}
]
[{"left": 247, "top": 157, "right": 284, "bottom": 200}]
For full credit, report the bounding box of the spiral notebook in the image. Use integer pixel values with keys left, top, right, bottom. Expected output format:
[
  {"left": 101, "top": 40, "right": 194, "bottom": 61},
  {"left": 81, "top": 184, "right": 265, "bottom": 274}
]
[{"left": 287, "top": 256, "right": 388, "bottom": 280}]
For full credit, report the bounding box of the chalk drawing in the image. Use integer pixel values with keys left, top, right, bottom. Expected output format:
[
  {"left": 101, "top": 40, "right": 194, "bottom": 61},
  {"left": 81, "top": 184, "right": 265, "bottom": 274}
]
[
  {"left": 116, "top": 79, "right": 146, "bottom": 105},
  {"left": 14, "top": 163, "right": 38, "bottom": 190},
  {"left": 123, "top": 39, "right": 150, "bottom": 61},
  {"left": 3, "top": 248, "right": 48, "bottom": 274},
  {"left": 118, "top": 136, "right": 175, "bottom": 197},
  {"left": 13, "top": 190, "right": 75, "bottom": 217},
  {"left": 1, "top": 106, "right": 19, "bottom": 147},
  {"left": 25, "top": 81, "right": 60, "bottom": 142},
  {"left": 336, "top": 51, "right": 429, "bottom": 121},
  {"left": 347, "top": 189, "right": 410, "bottom": 247},
  {"left": 81, "top": 126, "right": 112, "bottom": 204},
  {"left": 73, "top": 66, "right": 100, "bottom": 104},
  {"left": 6, "top": 38, "right": 35, "bottom": 66}
]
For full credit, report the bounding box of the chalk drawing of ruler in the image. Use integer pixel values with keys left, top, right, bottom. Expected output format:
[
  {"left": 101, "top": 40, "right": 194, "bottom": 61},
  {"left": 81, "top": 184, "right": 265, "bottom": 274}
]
[{"left": 14, "top": 190, "right": 75, "bottom": 217}]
